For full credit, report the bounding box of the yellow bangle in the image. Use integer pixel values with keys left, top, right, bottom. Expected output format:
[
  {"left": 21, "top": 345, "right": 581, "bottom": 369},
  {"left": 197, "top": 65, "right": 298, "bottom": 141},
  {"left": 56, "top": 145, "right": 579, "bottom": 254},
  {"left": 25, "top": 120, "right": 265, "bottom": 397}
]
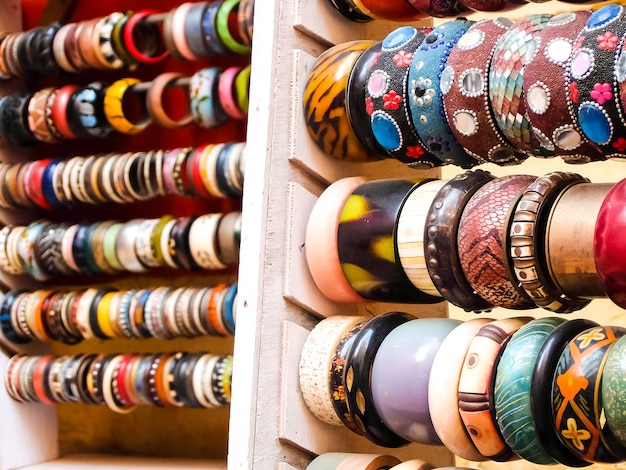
[
  {"left": 97, "top": 291, "right": 117, "bottom": 339},
  {"left": 104, "top": 78, "right": 151, "bottom": 135}
]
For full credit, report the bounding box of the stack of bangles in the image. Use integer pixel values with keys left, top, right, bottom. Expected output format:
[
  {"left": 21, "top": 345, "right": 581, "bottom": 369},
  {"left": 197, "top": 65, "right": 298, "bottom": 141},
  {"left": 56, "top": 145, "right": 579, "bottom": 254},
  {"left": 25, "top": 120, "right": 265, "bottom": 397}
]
[
  {"left": 306, "top": 171, "right": 626, "bottom": 313},
  {"left": 305, "top": 6, "right": 626, "bottom": 167},
  {"left": 0, "top": 66, "right": 250, "bottom": 145},
  {"left": 5, "top": 352, "right": 233, "bottom": 412},
  {"left": 0, "top": 283, "right": 237, "bottom": 345},
  {"left": 0, "top": 213, "right": 241, "bottom": 281},
  {"left": 0, "top": 0, "right": 253, "bottom": 79},
  {"left": 0, "top": 143, "right": 245, "bottom": 210},
  {"left": 300, "top": 314, "right": 626, "bottom": 465}
]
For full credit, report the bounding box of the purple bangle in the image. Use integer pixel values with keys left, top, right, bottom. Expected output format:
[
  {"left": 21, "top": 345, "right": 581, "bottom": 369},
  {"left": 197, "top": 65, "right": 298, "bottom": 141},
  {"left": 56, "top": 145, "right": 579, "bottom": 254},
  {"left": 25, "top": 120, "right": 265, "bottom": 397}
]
[{"left": 162, "top": 149, "right": 180, "bottom": 195}]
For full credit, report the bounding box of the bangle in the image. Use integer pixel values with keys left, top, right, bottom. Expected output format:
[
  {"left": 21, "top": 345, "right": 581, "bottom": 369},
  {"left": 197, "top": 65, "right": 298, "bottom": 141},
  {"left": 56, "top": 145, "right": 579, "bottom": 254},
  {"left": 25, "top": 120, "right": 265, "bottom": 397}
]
[
  {"left": 51, "top": 85, "right": 79, "bottom": 140},
  {"left": 237, "top": 0, "right": 255, "bottom": 45},
  {"left": 1, "top": 92, "right": 38, "bottom": 146},
  {"left": 216, "top": 211, "right": 241, "bottom": 265},
  {"left": 489, "top": 14, "right": 553, "bottom": 155},
  {"left": 371, "top": 318, "right": 460, "bottom": 444},
  {"left": 442, "top": 18, "right": 528, "bottom": 165},
  {"left": 171, "top": 3, "right": 198, "bottom": 60},
  {"left": 200, "top": 143, "right": 227, "bottom": 198},
  {"left": 190, "top": 67, "right": 229, "bottom": 128},
  {"left": 409, "top": 19, "right": 478, "bottom": 168},
  {"left": 185, "top": 2, "right": 211, "bottom": 57},
  {"left": 115, "top": 220, "right": 148, "bottom": 273},
  {"left": 216, "top": 0, "right": 252, "bottom": 54},
  {"left": 188, "top": 214, "right": 226, "bottom": 270},
  {"left": 530, "top": 318, "right": 598, "bottom": 467},
  {"left": 200, "top": 2, "right": 231, "bottom": 56},
  {"left": 218, "top": 66, "right": 248, "bottom": 120},
  {"left": 458, "top": 174, "right": 537, "bottom": 309},
  {"left": 124, "top": 10, "right": 169, "bottom": 64},
  {"left": 509, "top": 172, "right": 592, "bottom": 312},
  {"left": 52, "top": 24, "right": 78, "bottom": 73},
  {"left": 429, "top": 318, "right": 491, "bottom": 461},
  {"left": 104, "top": 78, "right": 152, "bottom": 134},
  {"left": 234, "top": 65, "right": 251, "bottom": 115},
  {"left": 94, "top": 13, "right": 125, "bottom": 70},
  {"left": 366, "top": 27, "right": 441, "bottom": 169},
  {"left": 458, "top": 317, "right": 532, "bottom": 461},
  {"left": 396, "top": 179, "right": 446, "bottom": 298},
  {"left": 76, "top": 20, "right": 102, "bottom": 69},
  {"left": 146, "top": 72, "right": 193, "bottom": 128},
  {"left": 602, "top": 335, "right": 626, "bottom": 450},
  {"left": 552, "top": 325, "right": 626, "bottom": 462},
  {"left": 69, "top": 81, "right": 112, "bottom": 138},
  {"left": 337, "top": 178, "right": 442, "bottom": 303},
  {"left": 424, "top": 170, "right": 494, "bottom": 312},
  {"left": 28, "top": 87, "right": 61, "bottom": 144},
  {"left": 169, "top": 216, "right": 198, "bottom": 271},
  {"left": 355, "top": 0, "right": 425, "bottom": 21},
  {"left": 344, "top": 311, "right": 413, "bottom": 447},
  {"left": 494, "top": 317, "right": 567, "bottom": 464}
]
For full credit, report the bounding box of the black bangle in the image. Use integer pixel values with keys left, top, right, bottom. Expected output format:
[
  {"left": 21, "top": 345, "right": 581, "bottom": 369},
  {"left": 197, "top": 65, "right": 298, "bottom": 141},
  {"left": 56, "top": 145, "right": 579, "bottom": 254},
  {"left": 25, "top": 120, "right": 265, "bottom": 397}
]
[
  {"left": 424, "top": 170, "right": 495, "bottom": 312},
  {"left": 132, "top": 289, "right": 152, "bottom": 339},
  {"left": 68, "top": 82, "right": 111, "bottom": 138},
  {"left": 179, "top": 354, "right": 203, "bottom": 408},
  {"left": 344, "top": 311, "right": 414, "bottom": 448},
  {"left": 530, "top": 318, "right": 597, "bottom": 467},
  {"left": 33, "top": 222, "right": 63, "bottom": 277},
  {"left": 31, "top": 23, "right": 62, "bottom": 77},
  {"left": 72, "top": 224, "right": 93, "bottom": 274},
  {"left": 0, "top": 92, "right": 37, "bottom": 146},
  {"left": 75, "top": 354, "right": 98, "bottom": 405},
  {"left": 169, "top": 216, "right": 200, "bottom": 271},
  {"left": 0, "top": 290, "right": 29, "bottom": 344}
]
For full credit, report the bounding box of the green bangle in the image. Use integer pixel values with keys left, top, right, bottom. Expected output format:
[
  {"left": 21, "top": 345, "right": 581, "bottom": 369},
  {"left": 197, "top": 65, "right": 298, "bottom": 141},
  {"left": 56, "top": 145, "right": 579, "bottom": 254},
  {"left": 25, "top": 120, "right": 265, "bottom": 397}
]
[
  {"left": 494, "top": 317, "right": 566, "bottom": 465},
  {"left": 234, "top": 65, "right": 251, "bottom": 114},
  {"left": 103, "top": 222, "right": 124, "bottom": 271},
  {"left": 151, "top": 215, "right": 174, "bottom": 267},
  {"left": 216, "top": 0, "right": 252, "bottom": 54},
  {"left": 111, "top": 11, "right": 138, "bottom": 67}
]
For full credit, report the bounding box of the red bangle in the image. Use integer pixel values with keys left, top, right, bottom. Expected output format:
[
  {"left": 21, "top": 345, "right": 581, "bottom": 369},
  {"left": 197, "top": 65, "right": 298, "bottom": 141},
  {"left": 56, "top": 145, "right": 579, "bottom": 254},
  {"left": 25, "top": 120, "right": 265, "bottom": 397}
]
[
  {"left": 191, "top": 145, "right": 211, "bottom": 198},
  {"left": 115, "top": 354, "right": 135, "bottom": 406},
  {"left": 218, "top": 66, "right": 247, "bottom": 120},
  {"left": 51, "top": 85, "right": 79, "bottom": 139},
  {"left": 32, "top": 355, "right": 55, "bottom": 405},
  {"left": 24, "top": 159, "right": 53, "bottom": 210},
  {"left": 356, "top": 0, "right": 427, "bottom": 21},
  {"left": 124, "top": 10, "right": 169, "bottom": 64}
]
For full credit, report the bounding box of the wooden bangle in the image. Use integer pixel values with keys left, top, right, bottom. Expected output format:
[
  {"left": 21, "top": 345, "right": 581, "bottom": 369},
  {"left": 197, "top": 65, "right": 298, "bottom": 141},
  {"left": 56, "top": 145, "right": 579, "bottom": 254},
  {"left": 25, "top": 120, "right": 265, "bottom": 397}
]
[
  {"left": 335, "top": 454, "right": 402, "bottom": 470},
  {"left": 458, "top": 317, "right": 532, "bottom": 461},
  {"left": 146, "top": 72, "right": 193, "bottom": 129},
  {"left": 77, "top": 19, "right": 103, "bottom": 69}
]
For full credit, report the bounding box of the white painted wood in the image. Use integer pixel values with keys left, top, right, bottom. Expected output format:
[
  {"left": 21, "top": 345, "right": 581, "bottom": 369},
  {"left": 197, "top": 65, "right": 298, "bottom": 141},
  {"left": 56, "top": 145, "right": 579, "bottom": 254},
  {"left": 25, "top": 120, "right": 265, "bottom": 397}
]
[
  {"left": 20, "top": 454, "right": 226, "bottom": 470},
  {"left": 277, "top": 464, "right": 299, "bottom": 470}
]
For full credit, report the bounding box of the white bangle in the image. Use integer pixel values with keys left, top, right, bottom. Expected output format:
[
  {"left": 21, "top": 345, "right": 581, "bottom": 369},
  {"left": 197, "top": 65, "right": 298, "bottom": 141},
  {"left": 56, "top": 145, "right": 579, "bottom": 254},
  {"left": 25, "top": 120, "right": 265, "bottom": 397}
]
[
  {"left": 188, "top": 214, "right": 226, "bottom": 270},
  {"left": 115, "top": 220, "right": 148, "bottom": 273}
]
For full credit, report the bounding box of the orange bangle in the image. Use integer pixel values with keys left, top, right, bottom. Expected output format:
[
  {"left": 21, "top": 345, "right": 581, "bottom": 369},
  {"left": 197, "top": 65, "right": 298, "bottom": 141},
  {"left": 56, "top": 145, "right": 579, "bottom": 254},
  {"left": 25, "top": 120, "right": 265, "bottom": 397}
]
[
  {"left": 146, "top": 72, "right": 193, "bottom": 128},
  {"left": 208, "top": 284, "right": 228, "bottom": 336}
]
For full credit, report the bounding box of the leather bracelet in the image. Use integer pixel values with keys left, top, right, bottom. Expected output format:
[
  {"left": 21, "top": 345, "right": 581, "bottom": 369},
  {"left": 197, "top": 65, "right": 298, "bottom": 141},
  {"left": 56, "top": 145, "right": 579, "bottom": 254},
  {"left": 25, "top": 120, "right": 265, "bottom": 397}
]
[
  {"left": 489, "top": 14, "right": 553, "bottom": 156},
  {"left": 371, "top": 318, "right": 460, "bottom": 444},
  {"left": 458, "top": 317, "right": 531, "bottom": 461},
  {"left": 409, "top": 19, "right": 478, "bottom": 168},
  {"left": 300, "top": 315, "right": 367, "bottom": 426},
  {"left": 509, "top": 172, "right": 592, "bottom": 312},
  {"left": 424, "top": 170, "right": 495, "bottom": 312},
  {"left": 344, "top": 311, "right": 413, "bottom": 447},
  {"left": 523, "top": 11, "right": 605, "bottom": 164},
  {"left": 458, "top": 174, "right": 537, "bottom": 309},
  {"left": 552, "top": 325, "right": 626, "bottom": 462},
  {"left": 366, "top": 26, "right": 440, "bottom": 169},
  {"left": 569, "top": 5, "right": 626, "bottom": 158},
  {"left": 494, "top": 317, "right": 567, "bottom": 464},
  {"left": 337, "top": 179, "right": 441, "bottom": 303},
  {"left": 442, "top": 18, "right": 527, "bottom": 166},
  {"left": 429, "top": 318, "right": 491, "bottom": 461},
  {"left": 304, "top": 41, "right": 376, "bottom": 162}
]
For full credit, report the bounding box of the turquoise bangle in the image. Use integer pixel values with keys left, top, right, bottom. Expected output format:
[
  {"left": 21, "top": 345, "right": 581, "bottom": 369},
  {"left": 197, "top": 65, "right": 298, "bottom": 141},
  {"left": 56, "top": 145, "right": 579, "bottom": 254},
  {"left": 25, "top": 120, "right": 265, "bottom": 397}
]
[
  {"left": 494, "top": 317, "right": 566, "bottom": 465},
  {"left": 190, "top": 67, "right": 229, "bottom": 128},
  {"left": 216, "top": 0, "right": 252, "bottom": 54},
  {"left": 408, "top": 19, "right": 477, "bottom": 168}
]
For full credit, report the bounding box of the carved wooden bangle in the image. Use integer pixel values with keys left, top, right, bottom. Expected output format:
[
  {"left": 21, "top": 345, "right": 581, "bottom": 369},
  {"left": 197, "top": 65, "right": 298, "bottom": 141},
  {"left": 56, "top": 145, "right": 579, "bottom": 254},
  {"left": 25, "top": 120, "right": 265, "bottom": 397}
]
[
  {"left": 458, "top": 174, "right": 537, "bottom": 310},
  {"left": 458, "top": 316, "right": 532, "bottom": 461},
  {"left": 424, "top": 169, "right": 494, "bottom": 312},
  {"left": 509, "top": 171, "right": 591, "bottom": 313}
]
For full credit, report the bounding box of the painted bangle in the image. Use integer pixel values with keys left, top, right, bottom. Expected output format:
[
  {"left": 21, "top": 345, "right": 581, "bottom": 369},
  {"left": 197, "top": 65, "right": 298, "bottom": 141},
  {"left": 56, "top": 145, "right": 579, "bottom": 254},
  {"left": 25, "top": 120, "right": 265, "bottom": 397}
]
[
  {"left": 424, "top": 170, "right": 495, "bottom": 312},
  {"left": 371, "top": 318, "right": 460, "bottom": 444},
  {"left": 494, "top": 317, "right": 567, "bottom": 464},
  {"left": 190, "top": 67, "right": 229, "bottom": 128},
  {"left": 442, "top": 18, "right": 528, "bottom": 166},
  {"left": 552, "top": 325, "right": 626, "bottom": 462},
  {"left": 300, "top": 315, "right": 367, "bottom": 426},
  {"left": 429, "top": 318, "right": 491, "bottom": 461},
  {"left": 366, "top": 26, "right": 441, "bottom": 169},
  {"left": 458, "top": 317, "right": 531, "bottom": 461},
  {"left": 1, "top": 92, "right": 38, "bottom": 146},
  {"left": 68, "top": 82, "right": 111, "bottom": 138},
  {"left": 458, "top": 174, "right": 537, "bottom": 309},
  {"left": 409, "top": 19, "right": 478, "bottom": 168},
  {"left": 344, "top": 311, "right": 414, "bottom": 447},
  {"left": 200, "top": 2, "right": 231, "bottom": 56},
  {"left": 523, "top": 11, "right": 605, "bottom": 164},
  {"left": 94, "top": 13, "right": 125, "bottom": 70},
  {"left": 345, "top": 41, "right": 385, "bottom": 157},
  {"left": 601, "top": 335, "right": 626, "bottom": 451},
  {"left": 337, "top": 179, "right": 442, "bottom": 303},
  {"left": 216, "top": 0, "right": 252, "bottom": 54},
  {"left": 489, "top": 14, "right": 553, "bottom": 156},
  {"left": 104, "top": 78, "right": 152, "bottom": 134},
  {"left": 304, "top": 41, "right": 375, "bottom": 162},
  {"left": 396, "top": 179, "right": 446, "bottom": 298},
  {"left": 509, "top": 172, "right": 592, "bottom": 312},
  {"left": 569, "top": 5, "right": 626, "bottom": 158},
  {"left": 28, "top": 87, "right": 61, "bottom": 144}
]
